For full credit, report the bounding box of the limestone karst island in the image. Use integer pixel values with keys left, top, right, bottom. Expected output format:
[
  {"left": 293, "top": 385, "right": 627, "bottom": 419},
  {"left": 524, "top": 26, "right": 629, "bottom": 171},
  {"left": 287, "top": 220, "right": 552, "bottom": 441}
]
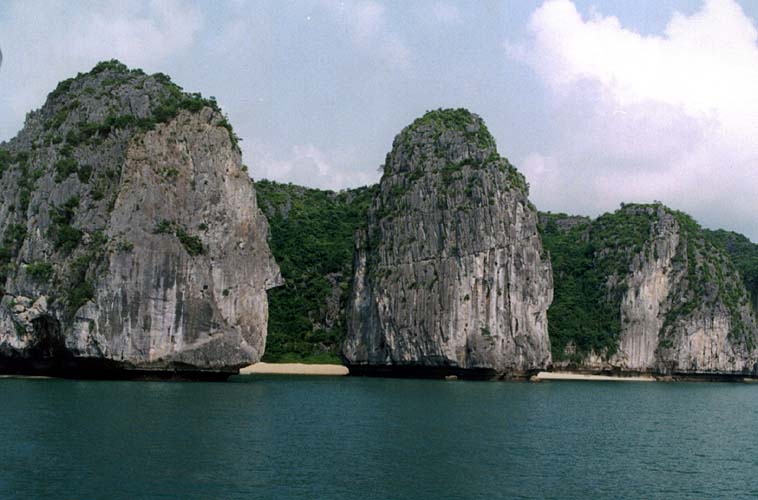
[
  {"left": 1, "top": 61, "right": 757, "bottom": 382},
  {"left": 3, "top": 1, "right": 758, "bottom": 497}
]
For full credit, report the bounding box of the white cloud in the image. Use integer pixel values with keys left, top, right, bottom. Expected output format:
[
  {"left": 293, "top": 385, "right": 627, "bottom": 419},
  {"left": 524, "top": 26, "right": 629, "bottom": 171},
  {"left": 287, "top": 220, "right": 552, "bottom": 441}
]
[
  {"left": 249, "top": 142, "right": 377, "bottom": 191},
  {"left": 0, "top": 0, "right": 203, "bottom": 139},
  {"left": 509, "top": 0, "right": 758, "bottom": 239}
]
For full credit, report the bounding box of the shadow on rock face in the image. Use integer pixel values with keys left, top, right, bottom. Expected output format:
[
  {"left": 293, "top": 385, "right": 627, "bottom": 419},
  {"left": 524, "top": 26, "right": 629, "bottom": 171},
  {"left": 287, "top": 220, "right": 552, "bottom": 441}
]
[{"left": 28, "top": 315, "right": 68, "bottom": 359}]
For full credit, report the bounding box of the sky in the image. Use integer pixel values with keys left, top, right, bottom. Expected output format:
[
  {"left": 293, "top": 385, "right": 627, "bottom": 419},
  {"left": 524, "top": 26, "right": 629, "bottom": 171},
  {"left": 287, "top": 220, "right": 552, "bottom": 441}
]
[{"left": 1, "top": 0, "right": 757, "bottom": 240}]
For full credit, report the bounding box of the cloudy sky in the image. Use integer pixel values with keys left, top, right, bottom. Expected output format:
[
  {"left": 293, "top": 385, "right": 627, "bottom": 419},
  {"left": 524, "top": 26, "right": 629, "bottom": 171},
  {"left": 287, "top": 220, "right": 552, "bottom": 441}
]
[{"left": 1, "top": 0, "right": 757, "bottom": 239}]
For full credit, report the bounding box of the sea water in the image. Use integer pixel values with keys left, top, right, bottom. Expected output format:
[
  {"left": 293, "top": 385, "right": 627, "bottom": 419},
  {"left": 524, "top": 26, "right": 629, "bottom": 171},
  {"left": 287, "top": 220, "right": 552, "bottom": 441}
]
[{"left": 1, "top": 376, "right": 757, "bottom": 499}]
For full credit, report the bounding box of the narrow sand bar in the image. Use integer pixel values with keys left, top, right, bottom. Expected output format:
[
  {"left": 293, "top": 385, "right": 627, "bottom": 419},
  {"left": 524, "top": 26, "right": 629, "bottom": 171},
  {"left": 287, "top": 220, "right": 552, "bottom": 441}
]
[
  {"left": 535, "top": 371, "right": 656, "bottom": 382},
  {"left": 239, "top": 362, "right": 349, "bottom": 376}
]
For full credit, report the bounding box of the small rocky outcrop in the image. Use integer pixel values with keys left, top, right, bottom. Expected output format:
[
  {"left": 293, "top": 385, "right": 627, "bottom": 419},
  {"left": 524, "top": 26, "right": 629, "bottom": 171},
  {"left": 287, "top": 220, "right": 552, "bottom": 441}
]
[
  {"left": 343, "top": 109, "right": 553, "bottom": 378},
  {"left": 543, "top": 204, "right": 758, "bottom": 377},
  {"left": 0, "top": 61, "right": 281, "bottom": 378}
]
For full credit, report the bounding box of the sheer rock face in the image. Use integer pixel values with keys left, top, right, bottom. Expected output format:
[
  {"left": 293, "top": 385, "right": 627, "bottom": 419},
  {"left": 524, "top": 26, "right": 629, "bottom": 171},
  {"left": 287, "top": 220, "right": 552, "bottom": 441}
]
[
  {"left": 343, "top": 110, "right": 553, "bottom": 376},
  {"left": 553, "top": 205, "right": 758, "bottom": 376},
  {"left": 0, "top": 62, "right": 280, "bottom": 375}
]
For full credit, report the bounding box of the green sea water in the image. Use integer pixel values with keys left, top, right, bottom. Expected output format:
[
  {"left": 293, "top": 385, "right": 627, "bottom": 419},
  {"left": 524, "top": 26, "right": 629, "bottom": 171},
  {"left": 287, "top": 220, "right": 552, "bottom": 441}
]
[{"left": 1, "top": 376, "right": 757, "bottom": 499}]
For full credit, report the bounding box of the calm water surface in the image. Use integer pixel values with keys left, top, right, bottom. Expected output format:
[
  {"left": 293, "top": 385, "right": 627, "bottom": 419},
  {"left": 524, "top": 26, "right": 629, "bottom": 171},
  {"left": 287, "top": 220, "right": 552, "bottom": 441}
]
[{"left": 1, "top": 376, "right": 757, "bottom": 499}]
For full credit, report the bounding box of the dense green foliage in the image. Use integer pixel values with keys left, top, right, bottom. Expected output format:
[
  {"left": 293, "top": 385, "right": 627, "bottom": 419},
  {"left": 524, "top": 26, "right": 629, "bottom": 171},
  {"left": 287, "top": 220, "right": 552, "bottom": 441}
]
[
  {"left": 705, "top": 229, "right": 758, "bottom": 313},
  {"left": 255, "top": 179, "right": 377, "bottom": 363},
  {"left": 26, "top": 261, "right": 54, "bottom": 282},
  {"left": 404, "top": 108, "right": 496, "bottom": 150},
  {"left": 175, "top": 228, "right": 205, "bottom": 256}
]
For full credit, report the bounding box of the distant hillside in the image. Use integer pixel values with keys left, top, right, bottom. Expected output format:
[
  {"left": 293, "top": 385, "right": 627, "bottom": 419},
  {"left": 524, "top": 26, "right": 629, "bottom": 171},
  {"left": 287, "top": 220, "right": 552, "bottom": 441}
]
[
  {"left": 540, "top": 204, "right": 757, "bottom": 375},
  {"left": 705, "top": 229, "right": 758, "bottom": 312},
  {"left": 255, "top": 179, "right": 377, "bottom": 363}
]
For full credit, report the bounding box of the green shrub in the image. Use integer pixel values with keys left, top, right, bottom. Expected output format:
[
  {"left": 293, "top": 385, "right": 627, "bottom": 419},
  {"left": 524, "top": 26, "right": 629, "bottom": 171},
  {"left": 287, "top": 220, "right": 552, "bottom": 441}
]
[
  {"left": 5, "top": 223, "right": 27, "bottom": 246},
  {"left": 53, "top": 225, "right": 83, "bottom": 253},
  {"left": 48, "top": 78, "right": 74, "bottom": 100},
  {"left": 47, "top": 109, "right": 69, "bottom": 129},
  {"left": 50, "top": 196, "right": 79, "bottom": 225},
  {"left": 77, "top": 165, "right": 92, "bottom": 183},
  {"left": 49, "top": 197, "right": 82, "bottom": 252},
  {"left": 176, "top": 228, "right": 204, "bottom": 256},
  {"left": 27, "top": 261, "right": 54, "bottom": 282},
  {"left": 90, "top": 59, "right": 129, "bottom": 75},
  {"left": 68, "top": 281, "right": 95, "bottom": 311},
  {"left": 54, "top": 158, "right": 78, "bottom": 182},
  {"left": 0, "top": 148, "right": 12, "bottom": 173},
  {"left": 19, "top": 189, "right": 31, "bottom": 213},
  {"left": 153, "top": 219, "right": 175, "bottom": 234},
  {"left": 160, "top": 167, "right": 179, "bottom": 180},
  {"left": 153, "top": 220, "right": 204, "bottom": 256},
  {"left": 116, "top": 240, "right": 134, "bottom": 253}
]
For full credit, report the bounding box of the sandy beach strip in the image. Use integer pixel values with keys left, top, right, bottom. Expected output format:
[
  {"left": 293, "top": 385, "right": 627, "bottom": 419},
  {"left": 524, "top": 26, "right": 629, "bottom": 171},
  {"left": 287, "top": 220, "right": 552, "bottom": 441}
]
[
  {"left": 535, "top": 371, "right": 656, "bottom": 382},
  {"left": 239, "top": 362, "right": 349, "bottom": 376}
]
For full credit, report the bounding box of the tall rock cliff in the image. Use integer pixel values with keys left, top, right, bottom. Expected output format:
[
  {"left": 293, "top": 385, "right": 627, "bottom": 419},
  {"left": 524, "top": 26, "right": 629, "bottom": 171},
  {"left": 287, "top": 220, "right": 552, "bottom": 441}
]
[
  {"left": 0, "top": 61, "right": 281, "bottom": 377},
  {"left": 343, "top": 109, "right": 553, "bottom": 378},
  {"left": 542, "top": 204, "right": 758, "bottom": 377}
]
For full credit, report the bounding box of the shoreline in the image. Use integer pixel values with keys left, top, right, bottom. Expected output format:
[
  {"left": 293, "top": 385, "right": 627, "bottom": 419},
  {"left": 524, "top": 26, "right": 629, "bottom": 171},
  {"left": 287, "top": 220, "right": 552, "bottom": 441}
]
[
  {"left": 239, "top": 362, "right": 349, "bottom": 376},
  {"left": 2, "top": 364, "right": 754, "bottom": 383},
  {"left": 533, "top": 371, "right": 656, "bottom": 382}
]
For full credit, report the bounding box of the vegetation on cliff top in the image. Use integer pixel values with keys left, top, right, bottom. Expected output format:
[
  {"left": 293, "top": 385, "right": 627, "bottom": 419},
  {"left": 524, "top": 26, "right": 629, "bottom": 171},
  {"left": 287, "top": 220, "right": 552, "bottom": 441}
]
[
  {"left": 255, "top": 180, "right": 377, "bottom": 364},
  {"left": 401, "top": 108, "right": 497, "bottom": 151},
  {"left": 45, "top": 59, "right": 240, "bottom": 149}
]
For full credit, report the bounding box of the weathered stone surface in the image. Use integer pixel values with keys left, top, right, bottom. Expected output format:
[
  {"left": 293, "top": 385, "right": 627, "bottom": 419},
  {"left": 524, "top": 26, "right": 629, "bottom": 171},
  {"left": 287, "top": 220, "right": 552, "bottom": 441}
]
[
  {"left": 343, "top": 109, "right": 552, "bottom": 377},
  {"left": 0, "top": 61, "right": 280, "bottom": 376}
]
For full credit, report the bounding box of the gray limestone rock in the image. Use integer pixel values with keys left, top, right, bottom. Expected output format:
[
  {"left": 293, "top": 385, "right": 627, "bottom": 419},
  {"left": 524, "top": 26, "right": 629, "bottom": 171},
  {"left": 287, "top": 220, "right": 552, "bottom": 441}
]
[
  {"left": 343, "top": 109, "right": 553, "bottom": 377},
  {"left": 0, "top": 61, "right": 280, "bottom": 377}
]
